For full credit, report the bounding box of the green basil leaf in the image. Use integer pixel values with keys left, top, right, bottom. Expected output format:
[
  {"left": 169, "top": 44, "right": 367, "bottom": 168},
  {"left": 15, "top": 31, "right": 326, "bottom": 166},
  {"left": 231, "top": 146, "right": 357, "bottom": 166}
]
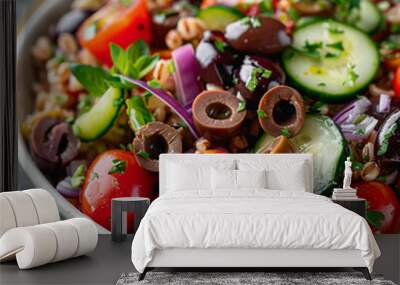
[
  {"left": 110, "top": 43, "right": 128, "bottom": 75},
  {"left": 135, "top": 55, "right": 160, "bottom": 79},
  {"left": 127, "top": 40, "right": 150, "bottom": 62},
  {"left": 69, "top": 64, "right": 111, "bottom": 96}
]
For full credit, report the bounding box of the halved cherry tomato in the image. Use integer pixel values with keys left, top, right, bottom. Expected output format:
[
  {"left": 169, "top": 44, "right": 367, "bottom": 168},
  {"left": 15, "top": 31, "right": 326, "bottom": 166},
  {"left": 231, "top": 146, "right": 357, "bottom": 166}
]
[
  {"left": 393, "top": 65, "right": 400, "bottom": 96},
  {"left": 77, "top": 0, "right": 151, "bottom": 66},
  {"left": 81, "top": 150, "right": 156, "bottom": 230},
  {"left": 201, "top": 0, "right": 218, "bottom": 8},
  {"left": 384, "top": 53, "right": 400, "bottom": 70},
  {"left": 356, "top": 182, "right": 400, "bottom": 233}
]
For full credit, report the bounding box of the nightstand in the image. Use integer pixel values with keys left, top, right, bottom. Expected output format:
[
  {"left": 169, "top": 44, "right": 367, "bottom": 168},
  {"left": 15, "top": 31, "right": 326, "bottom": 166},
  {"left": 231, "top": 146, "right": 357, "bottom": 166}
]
[
  {"left": 111, "top": 197, "right": 150, "bottom": 242},
  {"left": 332, "top": 198, "right": 366, "bottom": 218}
]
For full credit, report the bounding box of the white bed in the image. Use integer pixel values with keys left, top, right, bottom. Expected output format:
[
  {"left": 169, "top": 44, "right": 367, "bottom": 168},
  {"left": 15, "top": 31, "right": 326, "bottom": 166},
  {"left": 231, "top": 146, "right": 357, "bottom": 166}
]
[{"left": 131, "top": 154, "right": 380, "bottom": 280}]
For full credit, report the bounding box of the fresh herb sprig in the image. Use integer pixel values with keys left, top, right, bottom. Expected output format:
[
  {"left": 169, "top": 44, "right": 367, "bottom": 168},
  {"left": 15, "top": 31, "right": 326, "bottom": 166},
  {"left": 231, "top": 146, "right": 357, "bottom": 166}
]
[{"left": 70, "top": 40, "right": 159, "bottom": 96}]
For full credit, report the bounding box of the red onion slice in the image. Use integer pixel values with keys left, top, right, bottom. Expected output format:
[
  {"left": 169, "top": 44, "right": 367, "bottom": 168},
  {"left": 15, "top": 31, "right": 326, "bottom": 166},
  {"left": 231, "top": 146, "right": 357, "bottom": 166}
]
[
  {"left": 172, "top": 44, "right": 203, "bottom": 106},
  {"left": 340, "top": 116, "right": 378, "bottom": 141},
  {"left": 333, "top": 97, "right": 371, "bottom": 125},
  {"left": 120, "top": 76, "right": 200, "bottom": 139},
  {"left": 56, "top": 177, "right": 80, "bottom": 198},
  {"left": 377, "top": 94, "right": 392, "bottom": 113}
]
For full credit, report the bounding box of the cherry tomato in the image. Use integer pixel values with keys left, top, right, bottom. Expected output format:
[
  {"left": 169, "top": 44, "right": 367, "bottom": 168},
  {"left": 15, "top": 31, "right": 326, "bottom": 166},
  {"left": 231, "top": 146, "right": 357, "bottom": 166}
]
[
  {"left": 384, "top": 53, "right": 400, "bottom": 70},
  {"left": 77, "top": 0, "right": 151, "bottom": 66},
  {"left": 392, "top": 65, "right": 400, "bottom": 97},
  {"left": 201, "top": 0, "right": 218, "bottom": 8},
  {"left": 356, "top": 182, "right": 400, "bottom": 233},
  {"left": 81, "top": 150, "right": 156, "bottom": 230}
]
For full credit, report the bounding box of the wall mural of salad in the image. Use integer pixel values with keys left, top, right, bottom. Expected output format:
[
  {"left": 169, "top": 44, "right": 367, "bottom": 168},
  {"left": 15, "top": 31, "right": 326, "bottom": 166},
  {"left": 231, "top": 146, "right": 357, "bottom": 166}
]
[{"left": 22, "top": 0, "right": 400, "bottom": 233}]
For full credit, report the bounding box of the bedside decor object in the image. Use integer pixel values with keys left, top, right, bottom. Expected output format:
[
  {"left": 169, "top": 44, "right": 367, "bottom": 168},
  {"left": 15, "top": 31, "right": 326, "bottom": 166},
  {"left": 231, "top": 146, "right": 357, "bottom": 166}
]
[
  {"left": 332, "top": 198, "right": 367, "bottom": 218},
  {"left": 332, "top": 157, "right": 358, "bottom": 200},
  {"left": 343, "top": 157, "right": 354, "bottom": 190},
  {"left": 0, "top": 218, "right": 98, "bottom": 269},
  {"left": 111, "top": 197, "right": 150, "bottom": 242}
]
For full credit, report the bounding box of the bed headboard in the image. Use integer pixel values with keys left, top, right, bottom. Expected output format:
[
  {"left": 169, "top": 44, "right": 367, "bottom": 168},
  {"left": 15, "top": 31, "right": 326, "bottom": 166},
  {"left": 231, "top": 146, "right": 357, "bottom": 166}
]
[{"left": 159, "top": 154, "right": 313, "bottom": 195}]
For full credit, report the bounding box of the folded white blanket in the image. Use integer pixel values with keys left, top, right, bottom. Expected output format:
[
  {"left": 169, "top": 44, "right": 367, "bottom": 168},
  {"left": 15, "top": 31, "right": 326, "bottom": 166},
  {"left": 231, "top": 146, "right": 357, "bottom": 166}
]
[
  {"left": 0, "top": 218, "right": 98, "bottom": 269},
  {"left": 131, "top": 190, "right": 380, "bottom": 273}
]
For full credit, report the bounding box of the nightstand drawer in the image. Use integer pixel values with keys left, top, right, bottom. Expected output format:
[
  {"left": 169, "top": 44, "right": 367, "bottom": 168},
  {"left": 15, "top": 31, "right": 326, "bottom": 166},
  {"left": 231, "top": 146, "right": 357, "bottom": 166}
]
[{"left": 332, "top": 199, "right": 366, "bottom": 218}]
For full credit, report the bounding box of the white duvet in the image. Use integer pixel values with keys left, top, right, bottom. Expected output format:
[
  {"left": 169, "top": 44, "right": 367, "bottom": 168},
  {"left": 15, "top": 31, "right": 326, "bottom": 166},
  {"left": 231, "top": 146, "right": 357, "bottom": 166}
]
[{"left": 131, "top": 190, "right": 380, "bottom": 273}]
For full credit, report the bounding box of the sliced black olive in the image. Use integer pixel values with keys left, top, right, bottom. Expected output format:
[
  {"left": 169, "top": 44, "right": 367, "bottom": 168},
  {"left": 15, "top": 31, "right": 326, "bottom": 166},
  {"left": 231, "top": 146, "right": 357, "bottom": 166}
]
[
  {"left": 192, "top": 90, "right": 247, "bottom": 141},
  {"left": 133, "top": 122, "right": 182, "bottom": 172},
  {"left": 54, "top": 10, "right": 93, "bottom": 38},
  {"left": 234, "top": 56, "right": 285, "bottom": 105},
  {"left": 258, "top": 86, "right": 305, "bottom": 137},
  {"left": 225, "top": 16, "right": 291, "bottom": 56},
  {"left": 31, "top": 116, "right": 80, "bottom": 170},
  {"left": 196, "top": 31, "right": 241, "bottom": 89},
  {"left": 151, "top": 11, "right": 180, "bottom": 49}
]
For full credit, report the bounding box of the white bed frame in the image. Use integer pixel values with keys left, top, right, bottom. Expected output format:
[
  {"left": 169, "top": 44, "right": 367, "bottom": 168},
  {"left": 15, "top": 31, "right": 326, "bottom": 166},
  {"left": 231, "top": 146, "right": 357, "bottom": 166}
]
[{"left": 140, "top": 154, "right": 370, "bottom": 280}]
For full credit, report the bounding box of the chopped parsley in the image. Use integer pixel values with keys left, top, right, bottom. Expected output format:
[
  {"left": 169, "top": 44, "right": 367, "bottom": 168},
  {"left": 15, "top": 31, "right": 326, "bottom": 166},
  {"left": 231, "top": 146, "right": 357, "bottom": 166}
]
[
  {"left": 326, "top": 41, "right": 344, "bottom": 51},
  {"left": 355, "top": 128, "right": 365, "bottom": 136},
  {"left": 325, "top": 52, "right": 340, "bottom": 58},
  {"left": 257, "top": 109, "right": 267, "bottom": 118},
  {"left": 377, "top": 123, "right": 398, "bottom": 156},
  {"left": 108, "top": 159, "right": 126, "bottom": 174},
  {"left": 241, "top": 17, "right": 261, "bottom": 28},
  {"left": 343, "top": 63, "right": 359, "bottom": 87},
  {"left": 317, "top": 82, "right": 326, "bottom": 87},
  {"left": 90, "top": 172, "right": 99, "bottom": 181},
  {"left": 302, "top": 40, "right": 323, "bottom": 58},
  {"left": 70, "top": 165, "right": 86, "bottom": 188},
  {"left": 214, "top": 39, "right": 226, "bottom": 53},
  {"left": 281, "top": 128, "right": 290, "bottom": 137},
  {"left": 237, "top": 100, "right": 246, "bottom": 112},
  {"left": 137, "top": 150, "right": 150, "bottom": 159},
  {"left": 245, "top": 67, "right": 272, "bottom": 92}
]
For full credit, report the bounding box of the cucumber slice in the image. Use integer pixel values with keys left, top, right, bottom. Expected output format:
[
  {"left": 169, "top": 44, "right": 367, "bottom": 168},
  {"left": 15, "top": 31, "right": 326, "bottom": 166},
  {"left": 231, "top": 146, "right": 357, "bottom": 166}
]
[
  {"left": 198, "top": 5, "right": 243, "bottom": 32},
  {"left": 73, "top": 87, "right": 124, "bottom": 142},
  {"left": 282, "top": 20, "right": 379, "bottom": 103},
  {"left": 254, "top": 115, "right": 346, "bottom": 195},
  {"left": 347, "top": 0, "right": 382, "bottom": 34}
]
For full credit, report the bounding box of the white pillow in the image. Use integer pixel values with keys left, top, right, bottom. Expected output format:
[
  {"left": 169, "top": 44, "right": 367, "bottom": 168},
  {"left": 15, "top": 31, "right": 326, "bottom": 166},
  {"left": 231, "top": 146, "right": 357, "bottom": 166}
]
[
  {"left": 236, "top": 169, "right": 267, "bottom": 189},
  {"left": 211, "top": 168, "right": 236, "bottom": 190},
  {"left": 211, "top": 169, "right": 267, "bottom": 190},
  {"left": 167, "top": 160, "right": 235, "bottom": 192},
  {"left": 238, "top": 159, "right": 309, "bottom": 192}
]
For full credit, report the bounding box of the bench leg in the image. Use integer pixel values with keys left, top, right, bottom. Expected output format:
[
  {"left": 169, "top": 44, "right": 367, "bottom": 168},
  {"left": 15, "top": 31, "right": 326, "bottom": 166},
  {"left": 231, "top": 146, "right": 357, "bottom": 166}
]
[
  {"left": 354, "top": 267, "right": 371, "bottom": 280},
  {"left": 138, "top": 268, "right": 148, "bottom": 281}
]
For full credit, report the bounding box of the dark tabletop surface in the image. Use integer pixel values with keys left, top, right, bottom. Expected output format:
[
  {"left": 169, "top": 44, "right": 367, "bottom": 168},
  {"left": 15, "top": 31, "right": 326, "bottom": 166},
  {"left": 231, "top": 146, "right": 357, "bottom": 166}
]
[{"left": 0, "top": 235, "right": 134, "bottom": 285}]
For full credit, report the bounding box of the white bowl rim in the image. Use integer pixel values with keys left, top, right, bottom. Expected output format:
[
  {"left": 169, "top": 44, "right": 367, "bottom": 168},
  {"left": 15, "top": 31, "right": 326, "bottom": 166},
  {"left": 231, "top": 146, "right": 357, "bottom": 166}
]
[{"left": 17, "top": 0, "right": 109, "bottom": 234}]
